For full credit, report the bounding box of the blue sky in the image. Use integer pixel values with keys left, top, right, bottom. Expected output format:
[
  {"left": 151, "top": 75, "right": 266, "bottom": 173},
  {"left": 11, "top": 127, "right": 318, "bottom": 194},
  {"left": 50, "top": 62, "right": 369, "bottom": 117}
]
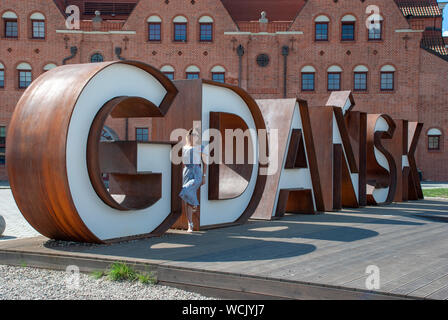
[{"left": 438, "top": 0, "right": 448, "bottom": 35}]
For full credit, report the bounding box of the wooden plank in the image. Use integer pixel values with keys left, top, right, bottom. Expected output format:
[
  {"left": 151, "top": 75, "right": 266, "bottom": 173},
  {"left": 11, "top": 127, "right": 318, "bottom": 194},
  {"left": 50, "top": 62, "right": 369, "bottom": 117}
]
[{"left": 410, "top": 274, "right": 448, "bottom": 298}]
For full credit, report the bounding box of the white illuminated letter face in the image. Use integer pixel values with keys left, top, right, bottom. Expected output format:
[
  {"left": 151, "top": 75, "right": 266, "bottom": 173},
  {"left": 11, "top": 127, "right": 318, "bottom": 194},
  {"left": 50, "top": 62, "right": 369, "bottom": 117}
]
[
  {"left": 332, "top": 108, "right": 359, "bottom": 208},
  {"left": 365, "top": 113, "right": 397, "bottom": 205},
  {"left": 66, "top": 63, "right": 176, "bottom": 241},
  {"left": 274, "top": 102, "right": 317, "bottom": 216},
  {"left": 370, "top": 116, "right": 391, "bottom": 203},
  {"left": 200, "top": 83, "right": 263, "bottom": 227}
]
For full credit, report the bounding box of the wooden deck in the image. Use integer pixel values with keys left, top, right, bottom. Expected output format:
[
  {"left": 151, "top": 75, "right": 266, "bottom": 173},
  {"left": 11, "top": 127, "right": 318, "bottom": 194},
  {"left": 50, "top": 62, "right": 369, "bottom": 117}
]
[{"left": 1, "top": 199, "right": 448, "bottom": 299}]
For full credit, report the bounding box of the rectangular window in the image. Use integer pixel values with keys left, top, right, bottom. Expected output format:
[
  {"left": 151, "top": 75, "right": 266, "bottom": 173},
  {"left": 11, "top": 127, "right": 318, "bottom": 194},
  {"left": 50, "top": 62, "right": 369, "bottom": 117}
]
[
  {"left": 135, "top": 127, "right": 149, "bottom": 141},
  {"left": 301, "top": 73, "right": 315, "bottom": 91},
  {"left": 174, "top": 23, "right": 187, "bottom": 42},
  {"left": 328, "top": 72, "right": 341, "bottom": 91},
  {"left": 32, "top": 20, "right": 45, "bottom": 39},
  {"left": 212, "top": 72, "right": 225, "bottom": 83},
  {"left": 5, "top": 20, "right": 18, "bottom": 38},
  {"left": 200, "top": 23, "right": 213, "bottom": 42},
  {"left": 19, "top": 71, "right": 32, "bottom": 89},
  {"left": 0, "top": 70, "right": 4, "bottom": 88},
  {"left": 186, "top": 72, "right": 199, "bottom": 80},
  {"left": 380, "top": 72, "right": 394, "bottom": 91},
  {"left": 341, "top": 22, "right": 355, "bottom": 41},
  {"left": 0, "top": 126, "right": 5, "bottom": 166},
  {"left": 163, "top": 72, "right": 174, "bottom": 80},
  {"left": 354, "top": 72, "right": 367, "bottom": 91},
  {"left": 368, "top": 21, "right": 382, "bottom": 40},
  {"left": 148, "top": 23, "right": 161, "bottom": 41},
  {"left": 315, "top": 23, "right": 328, "bottom": 41},
  {"left": 428, "top": 136, "right": 440, "bottom": 151}
]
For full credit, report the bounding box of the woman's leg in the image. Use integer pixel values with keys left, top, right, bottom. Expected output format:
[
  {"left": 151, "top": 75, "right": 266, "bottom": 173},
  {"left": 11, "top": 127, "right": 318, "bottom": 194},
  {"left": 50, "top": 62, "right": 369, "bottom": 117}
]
[{"left": 186, "top": 204, "right": 194, "bottom": 232}]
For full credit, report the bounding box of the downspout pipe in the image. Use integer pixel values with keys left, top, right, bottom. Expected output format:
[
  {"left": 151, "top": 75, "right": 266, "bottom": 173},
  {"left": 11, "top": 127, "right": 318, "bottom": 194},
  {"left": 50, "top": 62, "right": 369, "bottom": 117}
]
[
  {"left": 281, "top": 45, "right": 290, "bottom": 98},
  {"left": 236, "top": 44, "right": 245, "bottom": 88},
  {"left": 62, "top": 46, "right": 78, "bottom": 65}
]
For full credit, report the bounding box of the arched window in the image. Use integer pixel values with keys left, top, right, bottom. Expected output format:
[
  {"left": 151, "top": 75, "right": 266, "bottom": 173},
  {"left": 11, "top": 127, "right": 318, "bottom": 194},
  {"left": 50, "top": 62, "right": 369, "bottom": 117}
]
[
  {"left": 341, "top": 14, "right": 356, "bottom": 41},
  {"left": 0, "top": 62, "right": 4, "bottom": 88},
  {"left": 199, "top": 16, "right": 213, "bottom": 42},
  {"left": 380, "top": 65, "right": 395, "bottom": 91},
  {"left": 354, "top": 65, "right": 368, "bottom": 91},
  {"left": 160, "top": 65, "right": 175, "bottom": 80},
  {"left": 211, "top": 65, "right": 225, "bottom": 83},
  {"left": 301, "top": 66, "right": 316, "bottom": 91},
  {"left": 428, "top": 128, "right": 442, "bottom": 151},
  {"left": 30, "top": 12, "right": 45, "bottom": 39},
  {"left": 367, "top": 14, "right": 383, "bottom": 40},
  {"left": 147, "top": 15, "right": 161, "bottom": 42},
  {"left": 2, "top": 11, "right": 18, "bottom": 38},
  {"left": 17, "top": 63, "right": 32, "bottom": 89},
  {"left": 43, "top": 63, "right": 57, "bottom": 72},
  {"left": 91, "top": 53, "right": 104, "bottom": 63},
  {"left": 327, "top": 65, "right": 342, "bottom": 91},
  {"left": 314, "top": 15, "right": 329, "bottom": 41},
  {"left": 173, "top": 16, "right": 187, "bottom": 42},
  {"left": 186, "top": 65, "right": 200, "bottom": 79}
]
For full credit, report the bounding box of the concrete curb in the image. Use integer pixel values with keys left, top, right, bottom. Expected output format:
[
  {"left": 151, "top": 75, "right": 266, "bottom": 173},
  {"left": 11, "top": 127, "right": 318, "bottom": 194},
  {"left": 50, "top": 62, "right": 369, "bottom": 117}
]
[{"left": 0, "top": 248, "right": 417, "bottom": 300}]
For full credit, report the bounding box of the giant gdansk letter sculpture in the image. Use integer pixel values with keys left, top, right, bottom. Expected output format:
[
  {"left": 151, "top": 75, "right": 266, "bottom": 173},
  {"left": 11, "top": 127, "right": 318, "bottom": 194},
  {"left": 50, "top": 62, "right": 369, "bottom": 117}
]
[{"left": 6, "top": 61, "right": 423, "bottom": 243}]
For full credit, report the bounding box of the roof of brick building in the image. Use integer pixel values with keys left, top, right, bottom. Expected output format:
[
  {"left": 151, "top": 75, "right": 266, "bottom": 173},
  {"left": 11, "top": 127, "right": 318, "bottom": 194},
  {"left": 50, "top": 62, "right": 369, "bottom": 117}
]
[
  {"left": 54, "top": 0, "right": 307, "bottom": 22},
  {"left": 421, "top": 28, "right": 448, "bottom": 59},
  {"left": 55, "top": 0, "right": 444, "bottom": 21},
  {"left": 395, "top": 0, "right": 442, "bottom": 18},
  {"left": 54, "top": 0, "right": 137, "bottom": 20},
  {"left": 220, "top": 0, "right": 306, "bottom": 22}
]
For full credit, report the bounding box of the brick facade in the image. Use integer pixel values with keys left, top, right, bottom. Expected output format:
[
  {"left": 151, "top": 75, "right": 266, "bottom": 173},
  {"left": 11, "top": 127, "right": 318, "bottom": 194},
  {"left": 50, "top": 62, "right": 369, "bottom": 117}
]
[{"left": 0, "top": 0, "right": 447, "bottom": 180}]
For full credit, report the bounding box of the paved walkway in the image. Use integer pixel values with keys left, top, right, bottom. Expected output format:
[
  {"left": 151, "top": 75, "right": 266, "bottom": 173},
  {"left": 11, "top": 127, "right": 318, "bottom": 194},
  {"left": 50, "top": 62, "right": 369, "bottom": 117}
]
[
  {"left": 421, "top": 182, "right": 448, "bottom": 189},
  {"left": 1, "top": 195, "right": 448, "bottom": 299},
  {"left": 0, "top": 189, "right": 40, "bottom": 240}
]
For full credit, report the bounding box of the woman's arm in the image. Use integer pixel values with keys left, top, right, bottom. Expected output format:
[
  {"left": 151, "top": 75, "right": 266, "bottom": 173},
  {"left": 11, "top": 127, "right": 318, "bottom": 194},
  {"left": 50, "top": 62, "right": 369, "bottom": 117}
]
[{"left": 201, "top": 150, "right": 207, "bottom": 185}]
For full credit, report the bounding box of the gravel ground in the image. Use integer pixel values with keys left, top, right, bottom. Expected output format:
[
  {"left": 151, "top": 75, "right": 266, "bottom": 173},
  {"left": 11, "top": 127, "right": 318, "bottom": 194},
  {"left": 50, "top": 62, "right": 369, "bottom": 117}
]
[{"left": 0, "top": 265, "right": 215, "bottom": 300}]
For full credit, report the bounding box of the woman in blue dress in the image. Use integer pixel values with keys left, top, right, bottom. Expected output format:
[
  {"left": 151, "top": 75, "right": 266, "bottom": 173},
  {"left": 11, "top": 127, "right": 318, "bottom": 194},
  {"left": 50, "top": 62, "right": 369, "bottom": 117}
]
[{"left": 179, "top": 129, "right": 207, "bottom": 232}]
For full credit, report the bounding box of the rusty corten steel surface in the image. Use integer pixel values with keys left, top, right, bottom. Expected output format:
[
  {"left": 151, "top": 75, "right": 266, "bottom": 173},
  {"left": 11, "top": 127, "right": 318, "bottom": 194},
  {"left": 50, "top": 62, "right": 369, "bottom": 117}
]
[
  {"left": 326, "top": 91, "right": 356, "bottom": 114},
  {"left": 333, "top": 108, "right": 359, "bottom": 208},
  {"left": 251, "top": 98, "right": 323, "bottom": 220},
  {"left": 154, "top": 79, "right": 267, "bottom": 229},
  {"left": 309, "top": 106, "right": 360, "bottom": 211},
  {"left": 407, "top": 122, "right": 424, "bottom": 200},
  {"left": 208, "top": 112, "right": 253, "bottom": 200},
  {"left": 284, "top": 129, "right": 307, "bottom": 169},
  {"left": 250, "top": 99, "right": 297, "bottom": 220},
  {"left": 345, "top": 111, "right": 367, "bottom": 206},
  {"left": 87, "top": 96, "right": 165, "bottom": 211},
  {"left": 6, "top": 60, "right": 179, "bottom": 243},
  {"left": 275, "top": 189, "right": 315, "bottom": 217},
  {"left": 366, "top": 114, "right": 397, "bottom": 205},
  {"left": 384, "top": 119, "right": 405, "bottom": 202},
  {"left": 308, "top": 106, "right": 335, "bottom": 211},
  {"left": 202, "top": 80, "right": 268, "bottom": 226}
]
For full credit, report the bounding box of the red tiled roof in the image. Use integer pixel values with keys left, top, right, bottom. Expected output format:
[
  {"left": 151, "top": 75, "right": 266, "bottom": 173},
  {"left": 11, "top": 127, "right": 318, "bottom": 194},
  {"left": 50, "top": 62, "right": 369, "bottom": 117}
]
[
  {"left": 220, "top": 0, "right": 306, "bottom": 22},
  {"left": 53, "top": 0, "right": 137, "bottom": 20},
  {"left": 395, "top": 0, "right": 442, "bottom": 17},
  {"left": 421, "top": 28, "right": 448, "bottom": 56}
]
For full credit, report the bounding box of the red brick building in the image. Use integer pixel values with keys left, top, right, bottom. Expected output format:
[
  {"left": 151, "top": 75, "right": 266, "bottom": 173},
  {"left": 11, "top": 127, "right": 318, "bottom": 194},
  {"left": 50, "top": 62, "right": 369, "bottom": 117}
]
[{"left": 0, "top": 0, "right": 447, "bottom": 180}]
